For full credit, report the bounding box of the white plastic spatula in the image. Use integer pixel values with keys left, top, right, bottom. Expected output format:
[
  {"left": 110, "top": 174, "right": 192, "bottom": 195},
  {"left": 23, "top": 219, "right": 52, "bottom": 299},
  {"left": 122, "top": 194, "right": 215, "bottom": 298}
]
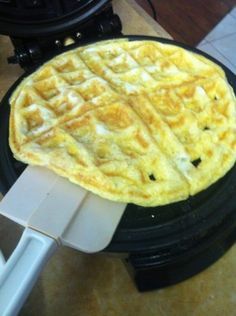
[{"left": 0, "top": 165, "right": 126, "bottom": 316}]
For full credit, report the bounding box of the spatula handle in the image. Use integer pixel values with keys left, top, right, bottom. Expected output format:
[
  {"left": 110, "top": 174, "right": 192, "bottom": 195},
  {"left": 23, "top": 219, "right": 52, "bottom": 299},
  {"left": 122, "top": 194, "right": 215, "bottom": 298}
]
[{"left": 0, "top": 228, "right": 58, "bottom": 316}]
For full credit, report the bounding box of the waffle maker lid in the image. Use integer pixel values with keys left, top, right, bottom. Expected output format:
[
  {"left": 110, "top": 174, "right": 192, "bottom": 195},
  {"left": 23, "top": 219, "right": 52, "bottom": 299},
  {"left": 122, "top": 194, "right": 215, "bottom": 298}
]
[
  {"left": 0, "top": 36, "right": 236, "bottom": 290},
  {"left": 0, "top": 0, "right": 121, "bottom": 70},
  {"left": 0, "top": 0, "right": 111, "bottom": 37}
]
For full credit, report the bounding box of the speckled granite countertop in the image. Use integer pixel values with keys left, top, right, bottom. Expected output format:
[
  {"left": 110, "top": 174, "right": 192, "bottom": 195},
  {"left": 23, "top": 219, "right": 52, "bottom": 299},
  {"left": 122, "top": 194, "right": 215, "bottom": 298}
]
[{"left": 0, "top": 1, "right": 236, "bottom": 315}]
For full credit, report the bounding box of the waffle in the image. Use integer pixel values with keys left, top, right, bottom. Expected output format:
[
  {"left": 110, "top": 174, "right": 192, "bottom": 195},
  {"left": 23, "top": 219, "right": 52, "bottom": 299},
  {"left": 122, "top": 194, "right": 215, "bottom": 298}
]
[{"left": 9, "top": 39, "right": 236, "bottom": 206}]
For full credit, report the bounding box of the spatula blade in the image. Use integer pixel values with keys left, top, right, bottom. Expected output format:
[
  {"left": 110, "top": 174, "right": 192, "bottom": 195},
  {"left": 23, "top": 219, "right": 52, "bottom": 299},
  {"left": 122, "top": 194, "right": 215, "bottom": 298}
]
[{"left": 0, "top": 166, "right": 126, "bottom": 253}]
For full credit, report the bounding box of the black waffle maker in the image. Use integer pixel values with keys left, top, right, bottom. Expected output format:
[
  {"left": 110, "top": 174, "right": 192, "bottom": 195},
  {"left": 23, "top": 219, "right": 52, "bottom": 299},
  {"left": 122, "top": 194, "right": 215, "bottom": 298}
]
[{"left": 0, "top": 1, "right": 236, "bottom": 292}]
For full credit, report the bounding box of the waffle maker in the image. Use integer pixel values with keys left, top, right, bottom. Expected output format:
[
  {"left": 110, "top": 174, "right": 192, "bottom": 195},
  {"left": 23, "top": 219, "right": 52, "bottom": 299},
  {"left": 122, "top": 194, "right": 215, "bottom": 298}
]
[{"left": 0, "top": 1, "right": 236, "bottom": 293}]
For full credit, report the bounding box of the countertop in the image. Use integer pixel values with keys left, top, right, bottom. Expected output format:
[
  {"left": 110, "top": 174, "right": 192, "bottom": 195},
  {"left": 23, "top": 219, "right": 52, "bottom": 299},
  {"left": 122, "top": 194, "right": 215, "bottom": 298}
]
[{"left": 0, "top": 0, "right": 235, "bottom": 315}]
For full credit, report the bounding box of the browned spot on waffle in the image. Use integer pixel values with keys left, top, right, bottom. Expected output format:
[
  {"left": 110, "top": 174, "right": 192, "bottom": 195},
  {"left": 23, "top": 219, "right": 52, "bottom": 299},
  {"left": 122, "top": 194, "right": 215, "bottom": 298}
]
[
  {"left": 206, "top": 149, "right": 213, "bottom": 157},
  {"left": 135, "top": 131, "right": 149, "bottom": 148},
  {"left": 96, "top": 104, "right": 133, "bottom": 130},
  {"left": 25, "top": 109, "right": 44, "bottom": 130},
  {"left": 166, "top": 115, "right": 186, "bottom": 128}
]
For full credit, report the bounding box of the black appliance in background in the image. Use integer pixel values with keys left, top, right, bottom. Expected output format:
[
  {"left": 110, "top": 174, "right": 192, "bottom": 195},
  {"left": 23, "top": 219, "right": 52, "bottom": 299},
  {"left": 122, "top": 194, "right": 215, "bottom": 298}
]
[
  {"left": 0, "top": 0, "right": 122, "bottom": 69},
  {"left": 0, "top": 1, "right": 236, "bottom": 293}
]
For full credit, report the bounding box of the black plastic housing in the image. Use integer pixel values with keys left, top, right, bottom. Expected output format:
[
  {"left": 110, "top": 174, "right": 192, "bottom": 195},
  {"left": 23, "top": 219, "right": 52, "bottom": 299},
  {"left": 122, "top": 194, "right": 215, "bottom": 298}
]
[{"left": 0, "top": 0, "right": 111, "bottom": 37}]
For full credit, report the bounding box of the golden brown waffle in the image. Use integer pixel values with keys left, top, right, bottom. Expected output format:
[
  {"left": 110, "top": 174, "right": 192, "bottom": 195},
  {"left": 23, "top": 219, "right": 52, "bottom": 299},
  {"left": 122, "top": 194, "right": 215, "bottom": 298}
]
[{"left": 9, "top": 39, "right": 236, "bottom": 206}]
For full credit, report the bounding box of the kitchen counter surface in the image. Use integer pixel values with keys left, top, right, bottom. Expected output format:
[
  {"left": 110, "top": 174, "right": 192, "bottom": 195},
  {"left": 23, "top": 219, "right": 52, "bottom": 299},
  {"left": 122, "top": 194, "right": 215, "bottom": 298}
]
[{"left": 0, "top": 0, "right": 236, "bottom": 315}]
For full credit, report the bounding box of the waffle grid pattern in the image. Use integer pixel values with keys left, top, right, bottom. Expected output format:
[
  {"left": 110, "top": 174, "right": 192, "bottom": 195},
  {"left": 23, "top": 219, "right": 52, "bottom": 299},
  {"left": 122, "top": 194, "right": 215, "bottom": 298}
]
[{"left": 9, "top": 39, "right": 236, "bottom": 206}]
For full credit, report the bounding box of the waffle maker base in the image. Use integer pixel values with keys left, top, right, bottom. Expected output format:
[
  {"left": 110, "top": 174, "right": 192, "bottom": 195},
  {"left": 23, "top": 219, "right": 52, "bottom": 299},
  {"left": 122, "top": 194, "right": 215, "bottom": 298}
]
[{"left": 0, "top": 36, "right": 236, "bottom": 292}]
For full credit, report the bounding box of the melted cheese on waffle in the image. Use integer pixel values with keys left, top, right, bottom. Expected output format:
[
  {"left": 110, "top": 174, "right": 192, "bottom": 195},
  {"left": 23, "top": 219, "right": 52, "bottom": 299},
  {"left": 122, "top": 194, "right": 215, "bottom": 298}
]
[{"left": 9, "top": 39, "right": 236, "bottom": 206}]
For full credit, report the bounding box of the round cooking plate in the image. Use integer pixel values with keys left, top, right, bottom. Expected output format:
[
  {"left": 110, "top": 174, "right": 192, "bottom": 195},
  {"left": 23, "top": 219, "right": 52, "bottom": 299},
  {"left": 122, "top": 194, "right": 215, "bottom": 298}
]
[{"left": 0, "top": 36, "right": 236, "bottom": 256}]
